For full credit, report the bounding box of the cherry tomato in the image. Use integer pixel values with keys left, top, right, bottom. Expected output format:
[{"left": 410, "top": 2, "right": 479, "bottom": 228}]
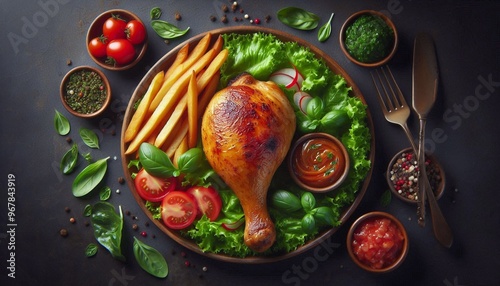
[
  {"left": 106, "top": 39, "right": 136, "bottom": 65},
  {"left": 186, "top": 186, "right": 222, "bottom": 221},
  {"left": 161, "top": 191, "right": 198, "bottom": 230},
  {"left": 102, "top": 15, "right": 127, "bottom": 41},
  {"left": 88, "top": 36, "right": 108, "bottom": 58},
  {"left": 134, "top": 169, "right": 178, "bottom": 202},
  {"left": 125, "top": 20, "right": 146, "bottom": 45}
]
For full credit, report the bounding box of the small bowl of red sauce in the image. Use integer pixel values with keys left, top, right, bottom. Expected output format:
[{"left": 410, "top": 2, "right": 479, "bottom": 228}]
[
  {"left": 288, "top": 132, "right": 350, "bottom": 193},
  {"left": 347, "top": 211, "right": 409, "bottom": 273}
]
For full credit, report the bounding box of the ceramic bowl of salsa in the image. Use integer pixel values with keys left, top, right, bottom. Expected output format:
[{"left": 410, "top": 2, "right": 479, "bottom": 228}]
[
  {"left": 339, "top": 10, "right": 398, "bottom": 68},
  {"left": 386, "top": 147, "right": 445, "bottom": 204},
  {"left": 60, "top": 66, "right": 111, "bottom": 118},
  {"left": 288, "top": 132, "right": 350, "bottom": 193},
  {"left": 347, "top": 211, "right": 409, "bottom": 273}
]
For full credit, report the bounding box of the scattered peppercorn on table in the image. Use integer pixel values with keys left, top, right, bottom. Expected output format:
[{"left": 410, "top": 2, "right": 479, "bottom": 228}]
[{"left": 1, "top": 1, "right": 499, "bottom": 285}]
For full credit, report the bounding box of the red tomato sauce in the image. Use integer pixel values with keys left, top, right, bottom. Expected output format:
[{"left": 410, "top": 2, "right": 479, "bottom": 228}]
[
  {"left": 352, "top": 217, "right": 405, "bottom": 269},
  {"left": 291, "top": 137, "right": 346, "bottom": 188}
]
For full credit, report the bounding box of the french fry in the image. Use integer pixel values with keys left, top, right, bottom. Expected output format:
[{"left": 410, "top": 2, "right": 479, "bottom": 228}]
[
  {"left": 154, "top": 49, "right": 229, "bottom": 148},
  {"left": 123, "top": 71, "right": 164, "bottom": 143},
  {"left": 125, "top": 46, "right": 219, "bottom": 155},
  {"left": 164, "top": 43, "right": 189, "bottom": 79},
  {"left": 187, "top": 70, "right": 198, "bottom": 148},
  {"left": 197, "top": 71, "right": 220, "bottom": 119},
  {"left": 173, "top": 136, "right": 189, "bottom": 167},
  {"left": 148, "top": 33, "right": 212, "bottom": 114},
  {"left": 164, "top": 118, "right": 189, "bottom": 158}
]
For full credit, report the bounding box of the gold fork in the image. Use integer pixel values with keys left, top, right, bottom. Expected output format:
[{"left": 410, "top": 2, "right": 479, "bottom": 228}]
[{"left": 371, "top": 65, "right": 453, "bottom": 247}]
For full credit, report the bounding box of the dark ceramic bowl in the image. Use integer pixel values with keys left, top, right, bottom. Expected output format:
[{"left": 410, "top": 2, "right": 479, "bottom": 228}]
[
  {"left": 339, "top": 10, "right": 398, "bottom": 68},
  {"left": 288, "top": 132, "right": 350, "bottom": 193},
  {"left": 386, "top": 147, "right": 445, "bottom": 204},
  {"left": 60, "top": 66, "right": 111, "bottom": 118},
  {"left": 86, "top": 9, "right": 148, "bottom": 71},
  {"left": 347, "top": 211, "right": 409, "bottom": 273}
]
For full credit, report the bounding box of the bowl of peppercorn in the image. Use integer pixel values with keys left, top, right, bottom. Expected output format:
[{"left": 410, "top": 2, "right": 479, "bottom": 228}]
[
  {"left": 386, "top": 147, "right": 445, "bottom": 204},
  {"left": 339, "top": 10, "right": 398, "bottom": 68},
  {"left": 60, "top": 66, "right": 111, "bottom": 118}
]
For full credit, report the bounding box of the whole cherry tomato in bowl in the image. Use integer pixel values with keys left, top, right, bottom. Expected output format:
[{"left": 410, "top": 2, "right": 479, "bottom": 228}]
[
  {"left": 106, "top": 39, "right": 136, "bottom": 66},
  {"left": 126, "top": 20, "right": 147, "bottom": 45},
  {"left": 102, "top": 14, "right": 127, "bottom": 40}
]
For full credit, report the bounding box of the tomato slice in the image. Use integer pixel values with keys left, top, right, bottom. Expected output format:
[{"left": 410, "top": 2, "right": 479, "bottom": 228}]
[
  {"left": 161, "top": 191, "right": 198, "bottom": 230},
  {"left": 134, "top": 169, "right": 177, "bottom": 202},
  {"left": 186, "top": 186, "right": 222, "bottom": 221}
]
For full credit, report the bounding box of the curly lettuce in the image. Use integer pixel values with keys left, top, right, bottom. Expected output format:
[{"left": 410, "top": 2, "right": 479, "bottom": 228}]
[{"left": 183, "top": 32, "right": 371, "bottom": 258}]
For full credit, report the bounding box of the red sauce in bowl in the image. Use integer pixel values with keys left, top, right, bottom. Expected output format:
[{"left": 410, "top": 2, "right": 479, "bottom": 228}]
[
  {"left": 291, "top": 137, "right": 347, "bottom": 189},
  {"left": 352, "top": 217, "right": 405, "bottom": 269}
]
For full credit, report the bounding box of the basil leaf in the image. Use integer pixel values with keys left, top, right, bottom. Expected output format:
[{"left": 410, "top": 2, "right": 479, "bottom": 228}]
[
  {"left": 301, "top": 213, "right": 316, "bottom": 234},
  {"left": 312, "top": 206, "right": 335, "bottom": 226},
  {"left": 380, "top": 189, "right": 392, "bottom": 207},
  {"left": 79, "top": 128, "right": 100, "bottom": 149},
  {"left": 85, "top": 243, "right": 98, "bottom": 257},
  {"left": 151, "top": 20, "right": 190, "bottom": 39},
  {"left": 100, "top": 186, "right": 111, "bottom": 201},
  {"left": 306, "top": 97, "right": 325, "bottom": 119},
  {"left": 54, "top": 109, "right": 70, "bottom": 135},
  {"left": 139, "top": 143, "right": 176, "bottom": 177},
  {"left": 61, "top": 144, "right": 79, "bottom": 174},
  {"left": 83, "top": 204, "right": 93, "bottom": 217},
  {"left": 133, "top": 237, "right": 169, "bottom": 278},
  {"left": 301, "top": 192, "right": 316, "bottom": 212},
  {"left": 90, "top": 203, "right": 125, "bottom": 261},
  {"left": 72, "top": 157, "right": 109, "bottom": 197},
  {"left": 318, "top": 13, "right": 334, "bottom": 42},
  {"left": 150, "top": 7, "right": 162, "bottom": 20},
  {"left": 277, "top": 7, "right": 320, "bottom": 31},
  {"left": 271, "top": 190, "right": 302, "bottom": 212},
  {"left": 176, "top": 148, "right": 203, "bottom": 174}
]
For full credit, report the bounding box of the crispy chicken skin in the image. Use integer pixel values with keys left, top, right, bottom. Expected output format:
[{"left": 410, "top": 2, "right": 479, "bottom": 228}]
[{"left": 201, "top": 74, "right": 296, "bottom": 252}]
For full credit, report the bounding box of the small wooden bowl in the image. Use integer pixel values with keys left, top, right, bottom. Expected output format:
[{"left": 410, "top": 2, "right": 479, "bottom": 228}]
[
  {"left": 347, "top": 211, "right": 409, "bottom": 273},
  {"left": 386, "top": 147, "right": 445, "bottom": 204},
  {"left": 339, "top": 10, "right": 398, "bottom": 68},
  {"left": 288, "top": 132, "right": 350, "bottom": 193},
  {"left": 86, "top": 9, "right": 148, "bottom": 71},
  {"left": 60, "top": 66, "right": 111, "bottom": 118}
]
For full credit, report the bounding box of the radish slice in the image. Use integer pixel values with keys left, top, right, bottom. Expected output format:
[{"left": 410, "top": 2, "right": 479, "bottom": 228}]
[
  {"left": 221, "top": 217, "right": 245, "bottom": 231},
  {"left": 293, "top": 91, "right": 312, "bottom": 115},
  {"left": 269, "top": 67, "right": 304, "bottom": 92}
]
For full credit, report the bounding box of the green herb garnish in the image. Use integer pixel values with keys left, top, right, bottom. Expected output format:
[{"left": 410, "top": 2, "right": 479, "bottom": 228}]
[
  {"left": 150, "top": 7, "right": 162, "bottom": 20},
  {"left": 90, "top": 202, "right": 125, "bottom": 261},
  {"left": 79, "top": 128, "right": 100, "bottom": 149},
  {"left": 72, "top": 157, "right": 109, "bottom": 197},
  {"left": 277, "top": 7, "right": 320, "bottom": 30},
  {"left": 151, "top": 20, "right": 189, "bottom": 40},
  {"left": 318, "top": 13, "right": 334, "bottom": 42},
  {"left": 60, "top": 144, "right": 78, "bottom": 174},
  {"left": 54, "top": 109, "right": 70, "bottom": 135},
  {"left": 133, "top": 237, "right": 168, "bottom": 278}
]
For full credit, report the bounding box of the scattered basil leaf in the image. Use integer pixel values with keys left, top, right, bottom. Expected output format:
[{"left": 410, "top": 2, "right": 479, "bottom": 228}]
[
  {"left": 83, "top": 152, "right": 93, "bottom": 163},
  {"left": 60, "top": 144, "right": 79, "bottom": 174},
  {"left": 139, "top": 143, "right": 176, "bottom": 177},
  {"left": 79, "top": 128, "right": 100, "bottom": 149},
  {"left": 83, "top": 204, "right": 93, "bottom": 217},
  {"left": 54, "top": 109, "right": 70, "bottom": 135},
  {"left": 100, "top": 186, "right": 111, "bottom": 201},
  {"left": 176, "top": 148, "right": 203, "bottom": 174},
  {"left": 133, "top": 237, "right": 169, "bottom": 278},
  {"left": 301, "top": 213, "right": 316, "bottom": 234},
  {"left": 150, "top": 7, "right": 162, "bottom": 20},
  {"left": 72, "top": 157, "right": 109, "bottom": 197},
  {"left": 380, "top": 189, "right": 392, "bottom": 207},
  {"left": 151, "top": 20, "right": 190, "bottom": 39},
  {"left": 85, "top": 243, "right": 98, "bottom": 257},
  {"left": 277, "top": 7, "right": 320, "bottom": 31},
  {"left": 90, "top": 202, "right": 125, "bottom": 261},
  {"left": 271, "top": 190, "right": 302, "bottom": 212},
  {"left": 318, "top": 13, "right": 335, "bottom": 42},
  {"left": 301, "top": 192, "right": 316, "bottom": 212}
]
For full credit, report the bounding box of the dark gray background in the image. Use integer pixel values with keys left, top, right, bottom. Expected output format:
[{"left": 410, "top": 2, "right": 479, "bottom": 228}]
[{"left": 1, "top": 0, "right": 499, "bottom": 285}]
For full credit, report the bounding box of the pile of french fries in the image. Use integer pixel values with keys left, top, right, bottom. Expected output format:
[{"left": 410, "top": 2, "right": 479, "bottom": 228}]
[{"left": 123, "top": 33, "right": 228, "bottom": 164}]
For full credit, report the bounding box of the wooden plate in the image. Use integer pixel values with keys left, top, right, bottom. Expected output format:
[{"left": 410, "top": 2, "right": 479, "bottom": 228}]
[{"left": 120, "top": 26, "right": 375, "bottom": 264}]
